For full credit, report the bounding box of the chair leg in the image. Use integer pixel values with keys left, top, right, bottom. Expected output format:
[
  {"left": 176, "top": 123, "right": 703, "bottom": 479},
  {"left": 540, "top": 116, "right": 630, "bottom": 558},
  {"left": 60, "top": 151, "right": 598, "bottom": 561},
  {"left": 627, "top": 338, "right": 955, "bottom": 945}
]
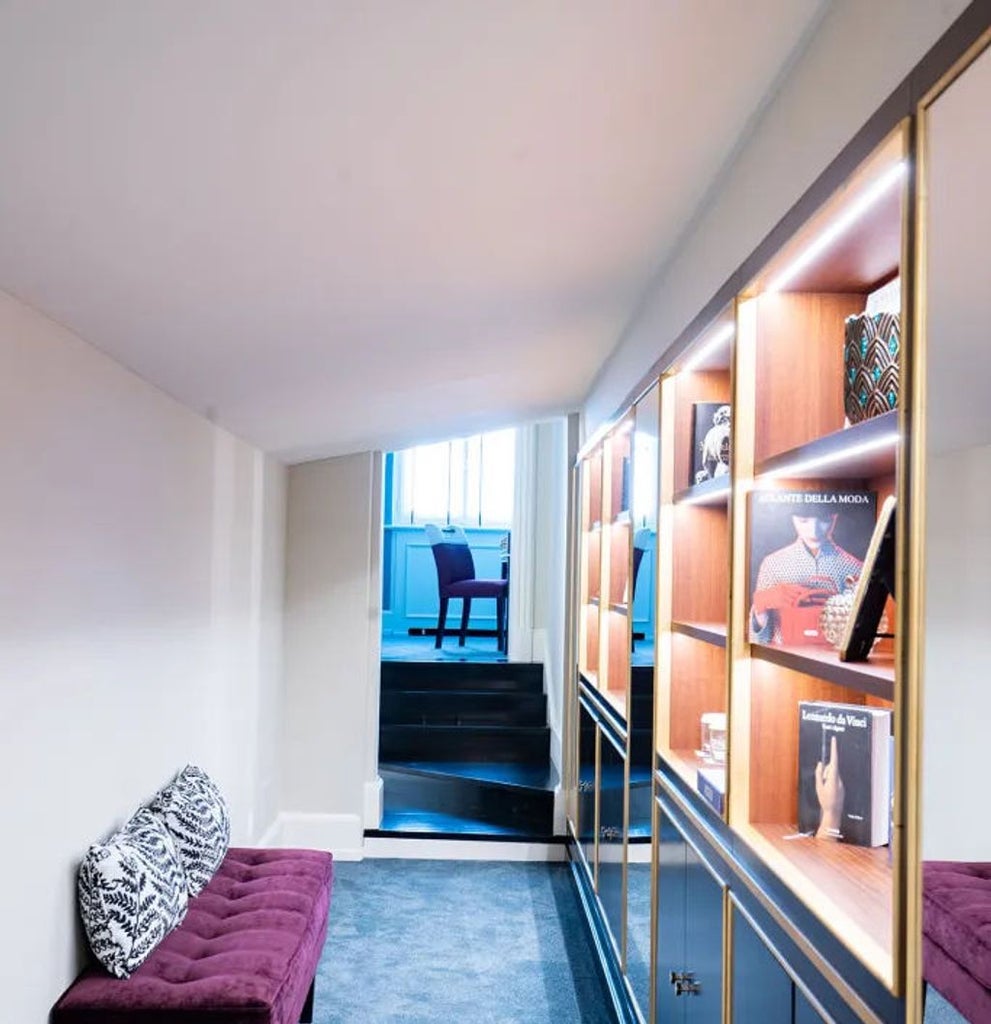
[
  {"left": 435, "top": 596, "right": 448, "bottom": 649},
  {"left": 459, "top": 598, "right": 471, "bottom": 647},
  {"left": 497, "top": 595, "right": 506, "bottom": 653}
]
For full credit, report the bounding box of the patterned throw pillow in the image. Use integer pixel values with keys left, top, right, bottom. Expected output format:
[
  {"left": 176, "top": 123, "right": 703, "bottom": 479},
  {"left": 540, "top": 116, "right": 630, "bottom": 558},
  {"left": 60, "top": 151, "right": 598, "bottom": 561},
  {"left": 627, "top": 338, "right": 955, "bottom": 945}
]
[
  {"left": 148, "top": 765, "right": 230, "bottom": 896},
  {"left": 77, "top": 808, "right": 189, "bottom": 979}
]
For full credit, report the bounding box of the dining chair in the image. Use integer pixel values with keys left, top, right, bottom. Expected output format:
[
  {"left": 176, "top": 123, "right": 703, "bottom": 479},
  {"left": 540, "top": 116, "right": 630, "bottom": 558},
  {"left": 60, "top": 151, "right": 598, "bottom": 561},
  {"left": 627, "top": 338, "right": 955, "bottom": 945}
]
[{"left": 424, "top": 524, "right": 508, "bottom": 651}]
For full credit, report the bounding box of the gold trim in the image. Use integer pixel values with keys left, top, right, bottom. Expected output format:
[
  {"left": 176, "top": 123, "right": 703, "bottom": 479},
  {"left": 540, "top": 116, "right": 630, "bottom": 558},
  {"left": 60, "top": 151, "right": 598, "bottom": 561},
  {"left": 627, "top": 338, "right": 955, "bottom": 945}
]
[
  {"left": 728, "top": 895, "right": 839, "bottom": 1024},
  {"left": 658, "top": 776, "right": 884, "bottom": 1024},
  {"left": 728, "top": 296, "right": 757, "bottom": 829},
  {"left": 918, "top": 26, "right": 991, "bottom": 110},
  {"left": 722, "top": 887, "right": 732, "bottom": 1024},
  {"left": 648, "top": 791, "right": 659, "bottom": 1024}
]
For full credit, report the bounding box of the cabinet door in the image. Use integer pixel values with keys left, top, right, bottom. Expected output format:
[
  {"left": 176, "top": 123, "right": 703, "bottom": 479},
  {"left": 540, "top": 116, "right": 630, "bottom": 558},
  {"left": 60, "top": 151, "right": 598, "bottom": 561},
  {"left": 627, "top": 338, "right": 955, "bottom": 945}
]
[
  {"left": 730, "top": 903, "right": 792, "bottom": 1024},
  {"left": 655, "top": 809, "right": 688, "bottom": 1023},
  {"left": 578, "top": 702, "right": 598, "bottom": 878},
  {"left": 599, "top": 727, "right": 626, "bottom": 960},
  {"left": 683, "top": 844, "right": 723, "bottom": 1024},
  {"left": 794, "top": 990, "right": 827, "bottom": 1024}
]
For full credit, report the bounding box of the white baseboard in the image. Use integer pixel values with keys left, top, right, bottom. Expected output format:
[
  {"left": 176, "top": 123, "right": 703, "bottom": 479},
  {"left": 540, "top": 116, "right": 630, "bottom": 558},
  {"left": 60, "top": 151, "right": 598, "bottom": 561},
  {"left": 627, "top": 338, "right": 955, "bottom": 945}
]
[
  {"left": 272, "top": 812, "right": 364, "bottom": 860},
  {"left": 363, "top": 836, "right": 567, "bottom": 861},
  {"left": 628, "top": 843, "right": 652, "bottom": 864},
  {"left": 363, "top": 776, "right": 383, "bottom": 830}
]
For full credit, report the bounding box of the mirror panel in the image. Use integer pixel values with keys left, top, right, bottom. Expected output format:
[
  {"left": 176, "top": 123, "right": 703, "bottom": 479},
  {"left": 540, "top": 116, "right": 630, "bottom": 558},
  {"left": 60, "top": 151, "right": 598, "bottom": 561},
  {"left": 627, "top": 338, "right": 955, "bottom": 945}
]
[
  {"left": 598, "top": 728, "right": 626, "bottom": 958},
  {"left": 628, "top": 381, "right": 658, "bottom": 1019},
  {"left": 922, "top": 44, "right": 991, "bottom": 862}
]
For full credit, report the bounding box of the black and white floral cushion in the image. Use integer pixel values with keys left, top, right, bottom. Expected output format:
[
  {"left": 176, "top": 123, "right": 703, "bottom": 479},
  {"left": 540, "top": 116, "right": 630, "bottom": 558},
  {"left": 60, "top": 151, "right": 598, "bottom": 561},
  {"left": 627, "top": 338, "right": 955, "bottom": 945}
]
[
  {"left": 77, "top": 808, "right": 189, "bottom": 979},
  {"left": 148, "top": 765, "right": 230, "bottom": 896}
]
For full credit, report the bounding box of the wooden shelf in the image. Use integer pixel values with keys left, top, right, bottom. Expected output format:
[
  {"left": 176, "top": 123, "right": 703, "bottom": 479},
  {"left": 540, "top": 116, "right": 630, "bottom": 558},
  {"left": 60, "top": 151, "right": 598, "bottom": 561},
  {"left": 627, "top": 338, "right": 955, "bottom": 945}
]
[
  {"left": 756, "top": 410, "right": 899, "bottom": 481},
  {"left": 672, "top": 621, "right": 727, "bottom": 648},
  {"left": 659, "top": 748, "right": 704, "bottom": 792},
  {"left": 609, "top": 603, "right": 629, "bottom": 616},
  {"left": 613, "top": 510, "right": 632, "bottom": 526},
  {"left": 750, "top": 642, "right": 894, "bottom": 701},
  {"left": 673, "top": 476, "right": 731, "bottom": 506},
  {"left": 736, "top": 822, "right": 892, "bottom": 986},
  {"left": 601, "top": 686, "right": 627, "bottom": 721}
]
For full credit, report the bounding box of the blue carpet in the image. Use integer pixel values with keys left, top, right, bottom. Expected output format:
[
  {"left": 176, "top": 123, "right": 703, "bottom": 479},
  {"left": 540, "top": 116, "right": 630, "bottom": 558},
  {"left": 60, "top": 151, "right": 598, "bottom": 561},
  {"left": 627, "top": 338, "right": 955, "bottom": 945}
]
[
  {"left": 315, "top": 860, "right": 615, "bottom": 1023},
  {"left": 925, "top": 988, "right": 970, "bottom": 1023}
]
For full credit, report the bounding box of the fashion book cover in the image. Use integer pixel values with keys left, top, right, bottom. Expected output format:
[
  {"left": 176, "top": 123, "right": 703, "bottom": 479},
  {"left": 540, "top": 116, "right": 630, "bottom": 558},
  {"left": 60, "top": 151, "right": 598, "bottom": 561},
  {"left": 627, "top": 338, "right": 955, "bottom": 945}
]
[{"left": 749, "top": 488, "right": 877, "bottom": 646}]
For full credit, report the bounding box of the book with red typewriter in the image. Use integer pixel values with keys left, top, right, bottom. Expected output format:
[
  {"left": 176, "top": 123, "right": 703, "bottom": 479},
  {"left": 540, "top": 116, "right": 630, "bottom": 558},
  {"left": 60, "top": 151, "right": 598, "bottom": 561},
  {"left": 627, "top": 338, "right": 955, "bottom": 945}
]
[{"left": 749, "top": 488, "right": 877, "bottom": 647}]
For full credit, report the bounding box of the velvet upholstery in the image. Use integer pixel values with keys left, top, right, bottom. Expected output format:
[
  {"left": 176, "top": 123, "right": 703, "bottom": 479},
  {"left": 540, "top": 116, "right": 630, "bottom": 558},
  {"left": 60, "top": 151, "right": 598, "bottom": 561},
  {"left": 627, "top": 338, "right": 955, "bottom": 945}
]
[
  {"left": 923, "top": 860, "right": 991, "bottom": 1022},
  {"left": 53, "top": 848, "right": 333, "bottom": 1024}
]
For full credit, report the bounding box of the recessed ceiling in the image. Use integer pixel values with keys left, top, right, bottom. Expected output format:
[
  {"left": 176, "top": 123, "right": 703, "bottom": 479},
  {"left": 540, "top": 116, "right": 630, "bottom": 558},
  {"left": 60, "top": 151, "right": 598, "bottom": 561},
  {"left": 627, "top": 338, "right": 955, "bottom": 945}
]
[{"left": 0, "top": 1, "right": 825, "bottom": 461}]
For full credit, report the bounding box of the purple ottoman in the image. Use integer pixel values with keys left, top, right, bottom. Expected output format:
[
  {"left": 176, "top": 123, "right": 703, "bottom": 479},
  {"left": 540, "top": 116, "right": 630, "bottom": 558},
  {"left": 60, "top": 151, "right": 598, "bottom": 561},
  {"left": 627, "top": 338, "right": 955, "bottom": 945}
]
[
  {"left": 53, "top": 848, "right": 333, "bottom": 1024},
  {"left": 923, "top": 861, "right": 991, "bottom": 1023}
]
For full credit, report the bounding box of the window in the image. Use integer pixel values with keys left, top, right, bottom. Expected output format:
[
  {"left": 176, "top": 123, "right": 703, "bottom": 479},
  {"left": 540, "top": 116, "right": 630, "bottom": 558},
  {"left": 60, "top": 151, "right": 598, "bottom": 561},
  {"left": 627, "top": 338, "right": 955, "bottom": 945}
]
[{"left": 394, "top": 429, "right": 516, "bottom": 527}]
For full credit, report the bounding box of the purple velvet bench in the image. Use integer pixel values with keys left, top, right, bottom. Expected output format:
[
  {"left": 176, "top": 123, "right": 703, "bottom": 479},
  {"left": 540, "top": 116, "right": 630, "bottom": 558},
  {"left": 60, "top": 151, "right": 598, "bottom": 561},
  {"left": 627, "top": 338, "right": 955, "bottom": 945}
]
[
  {"left": 53, "top": 848, "right": 333, "bottom": 1024},
  {"left": 923, "top": 861, "right": 991, "bottom": 1023}
]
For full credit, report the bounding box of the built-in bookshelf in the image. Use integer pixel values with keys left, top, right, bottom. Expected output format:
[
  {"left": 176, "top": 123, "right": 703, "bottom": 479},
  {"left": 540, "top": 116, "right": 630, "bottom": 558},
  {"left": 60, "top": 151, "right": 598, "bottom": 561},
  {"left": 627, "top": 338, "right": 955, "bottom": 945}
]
[{"left": 728, "top": 128, "right": 907, "bottom": 986}]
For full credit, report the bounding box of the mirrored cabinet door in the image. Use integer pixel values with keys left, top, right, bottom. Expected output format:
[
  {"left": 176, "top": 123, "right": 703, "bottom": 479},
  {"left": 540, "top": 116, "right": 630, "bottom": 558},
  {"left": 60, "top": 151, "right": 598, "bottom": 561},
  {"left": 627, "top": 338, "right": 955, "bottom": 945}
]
[
  {"left": 918, "top": 37, "right": 991, "bottom": 1024},
  {"left": 598, "top": 728, "right": 626, "bottom": 962},
  {"left": 628, "top": 381, "right": 658, "bottom": 1020},
  {"left": 578, "top": 700, "right": 598, "bottom": 879}
]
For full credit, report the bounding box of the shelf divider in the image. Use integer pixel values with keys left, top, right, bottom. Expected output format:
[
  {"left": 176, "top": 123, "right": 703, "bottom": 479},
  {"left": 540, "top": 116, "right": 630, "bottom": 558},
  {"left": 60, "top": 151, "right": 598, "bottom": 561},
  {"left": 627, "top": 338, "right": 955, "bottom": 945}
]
[
  {"left": 671, "top": 621, "right": 728, "bottom": 648},
  {"left": 756, "top": 410, "right": 898, "bottom": 481},
  {"left": 750, "top": 642, "right": 894, "bottom": 701}
]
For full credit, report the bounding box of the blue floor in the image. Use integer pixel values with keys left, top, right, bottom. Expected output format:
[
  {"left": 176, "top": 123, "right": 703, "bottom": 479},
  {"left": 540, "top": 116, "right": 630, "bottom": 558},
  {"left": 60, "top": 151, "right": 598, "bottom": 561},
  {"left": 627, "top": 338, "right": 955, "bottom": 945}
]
[
  {"left": 315, "top": 860, "right": 614, "bottom": 1023},
  {"left": 926, "top": 988, "right": 970, "bottom": 1023},
  {"left": 382, "top": 634, "right": 507, "bottom": 662}
]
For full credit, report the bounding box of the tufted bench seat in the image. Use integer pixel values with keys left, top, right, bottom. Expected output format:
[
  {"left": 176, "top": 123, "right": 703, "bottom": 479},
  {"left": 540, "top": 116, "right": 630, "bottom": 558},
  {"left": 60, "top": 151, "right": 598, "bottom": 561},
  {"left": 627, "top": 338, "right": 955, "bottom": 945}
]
[
  {"left": 923, "top": 860, "right": 991, "bottom": 1023},
  {"left": 52, "top": 848, "right": 333, "bottom": 1024}
]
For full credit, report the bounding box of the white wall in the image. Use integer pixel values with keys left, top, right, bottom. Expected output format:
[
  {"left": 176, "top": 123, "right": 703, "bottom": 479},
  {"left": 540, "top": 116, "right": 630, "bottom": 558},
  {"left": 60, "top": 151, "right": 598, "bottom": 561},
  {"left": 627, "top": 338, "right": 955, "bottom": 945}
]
[
  {"left": 0, "top": 290, "right": 287, "bottom": 1022},
  {"left": 281, "top": 452, "right": 383, "bottom": 857},
  {"left": 531, "top": 419, "right": 570, "bottom": 812},
  {"left": 922, "top": 444, "right": 991, "bottom": 859},
  {"left": 584, "top": 0, "right": 969, "bottom": 434}
]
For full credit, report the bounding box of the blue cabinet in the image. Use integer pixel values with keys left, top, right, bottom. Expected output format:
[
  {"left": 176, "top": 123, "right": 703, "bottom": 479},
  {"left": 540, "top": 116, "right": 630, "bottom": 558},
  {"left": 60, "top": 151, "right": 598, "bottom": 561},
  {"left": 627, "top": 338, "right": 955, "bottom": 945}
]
[
  {"left": 731, "top": 900, "right": 829, "bottom": 1024},
  {"left": 731, "top": 902, "right": 792, "bottom": 1024},
  {"left": 578, "top": 700, "right": 597, "bottom": 878},
  {"left": 598, "top": 729, "right": 626, "bottom": 961},
  {"left": 654, "top": 801, "right": 724, "bottom": 1023}
]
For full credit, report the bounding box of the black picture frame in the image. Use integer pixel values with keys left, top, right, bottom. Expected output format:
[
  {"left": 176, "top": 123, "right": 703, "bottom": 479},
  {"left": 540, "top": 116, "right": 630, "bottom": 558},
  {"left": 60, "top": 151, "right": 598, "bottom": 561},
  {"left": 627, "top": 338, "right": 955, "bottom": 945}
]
[{"left": 840, "top": 496, "right": 897, "bottom": 662}]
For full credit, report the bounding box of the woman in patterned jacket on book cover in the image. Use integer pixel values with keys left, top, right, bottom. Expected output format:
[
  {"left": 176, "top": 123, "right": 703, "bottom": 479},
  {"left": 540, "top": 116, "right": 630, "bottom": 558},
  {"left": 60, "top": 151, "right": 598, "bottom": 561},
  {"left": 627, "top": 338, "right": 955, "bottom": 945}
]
[{"left": 750, "top": 496, "right": 866, "bottom": 646}]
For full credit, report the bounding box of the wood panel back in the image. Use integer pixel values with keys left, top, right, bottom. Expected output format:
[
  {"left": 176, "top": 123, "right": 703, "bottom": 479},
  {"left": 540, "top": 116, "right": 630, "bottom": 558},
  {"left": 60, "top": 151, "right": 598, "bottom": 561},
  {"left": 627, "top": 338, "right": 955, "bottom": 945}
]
[
  {"left": 609, "top": 522, "right": 630, "bottom": 606},
  {"left": 605, "top": 609, "right": 629, "bottom": 698},
  {"left": 755, "top": 293, "right": 865, "bottom": 463},
  {"left": 748, "top": 658, "right": 868, "bottom": 825},
  {"left": 669, "top": 634, "right": 726, "bottom": 751},
  {"left": 674, "top": 370, "right": 732, "bottom": 491},
  {"left": 672, "top": 505, "right": 730, "bottom": 624}
]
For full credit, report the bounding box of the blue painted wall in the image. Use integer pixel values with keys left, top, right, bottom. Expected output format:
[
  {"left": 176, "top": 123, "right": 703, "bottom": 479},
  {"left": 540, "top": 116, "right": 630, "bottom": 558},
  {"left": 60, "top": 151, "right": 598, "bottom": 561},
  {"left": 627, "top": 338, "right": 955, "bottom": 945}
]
[
  {"left": 383, "top": 523, "right": 656, "bottom": 640},
  {"left": 382, "top": 525, "right": 508, "bottom": 636}
]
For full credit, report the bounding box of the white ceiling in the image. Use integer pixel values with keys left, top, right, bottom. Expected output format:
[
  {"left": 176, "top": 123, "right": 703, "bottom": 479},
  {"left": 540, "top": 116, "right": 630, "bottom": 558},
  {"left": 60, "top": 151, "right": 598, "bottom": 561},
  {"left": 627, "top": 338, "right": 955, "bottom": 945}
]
[{"left": 0, "top": 1, "right": 824, "bottom": 462}]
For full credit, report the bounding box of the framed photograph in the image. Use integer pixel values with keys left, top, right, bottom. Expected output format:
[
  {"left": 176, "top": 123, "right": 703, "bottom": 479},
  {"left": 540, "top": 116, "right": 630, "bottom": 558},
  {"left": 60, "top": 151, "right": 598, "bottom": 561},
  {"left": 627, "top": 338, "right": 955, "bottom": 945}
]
[
  {"left": 749, "top": 489, "right": 877, "bottom": 646},
  {"left": 690, "top": 402, "right": 731, "bottom": 486},
  {"left": 840, "top": 496, "right": 897, "bottom": 662}
]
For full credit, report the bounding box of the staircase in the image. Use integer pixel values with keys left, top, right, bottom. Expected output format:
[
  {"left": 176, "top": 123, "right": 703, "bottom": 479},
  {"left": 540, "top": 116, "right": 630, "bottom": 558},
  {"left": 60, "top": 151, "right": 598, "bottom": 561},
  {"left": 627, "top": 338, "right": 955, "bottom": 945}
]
[{"left": 376, "top": 661, "right": 556, "bottom": 838}]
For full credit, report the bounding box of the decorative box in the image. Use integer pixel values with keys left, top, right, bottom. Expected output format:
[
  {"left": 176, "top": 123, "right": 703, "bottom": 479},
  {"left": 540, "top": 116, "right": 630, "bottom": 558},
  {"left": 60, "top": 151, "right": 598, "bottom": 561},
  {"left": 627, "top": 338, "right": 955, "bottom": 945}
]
[{"left": 844, "top": 312, "right": 900, "bottom": 424}]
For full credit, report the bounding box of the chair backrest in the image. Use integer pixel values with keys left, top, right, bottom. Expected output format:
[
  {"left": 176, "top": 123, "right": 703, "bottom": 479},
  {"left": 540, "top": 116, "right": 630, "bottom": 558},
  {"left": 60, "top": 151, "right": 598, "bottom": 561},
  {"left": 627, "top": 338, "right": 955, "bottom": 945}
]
[{"left": 424, "top": 524, "right": 476, "bottom": 589}]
